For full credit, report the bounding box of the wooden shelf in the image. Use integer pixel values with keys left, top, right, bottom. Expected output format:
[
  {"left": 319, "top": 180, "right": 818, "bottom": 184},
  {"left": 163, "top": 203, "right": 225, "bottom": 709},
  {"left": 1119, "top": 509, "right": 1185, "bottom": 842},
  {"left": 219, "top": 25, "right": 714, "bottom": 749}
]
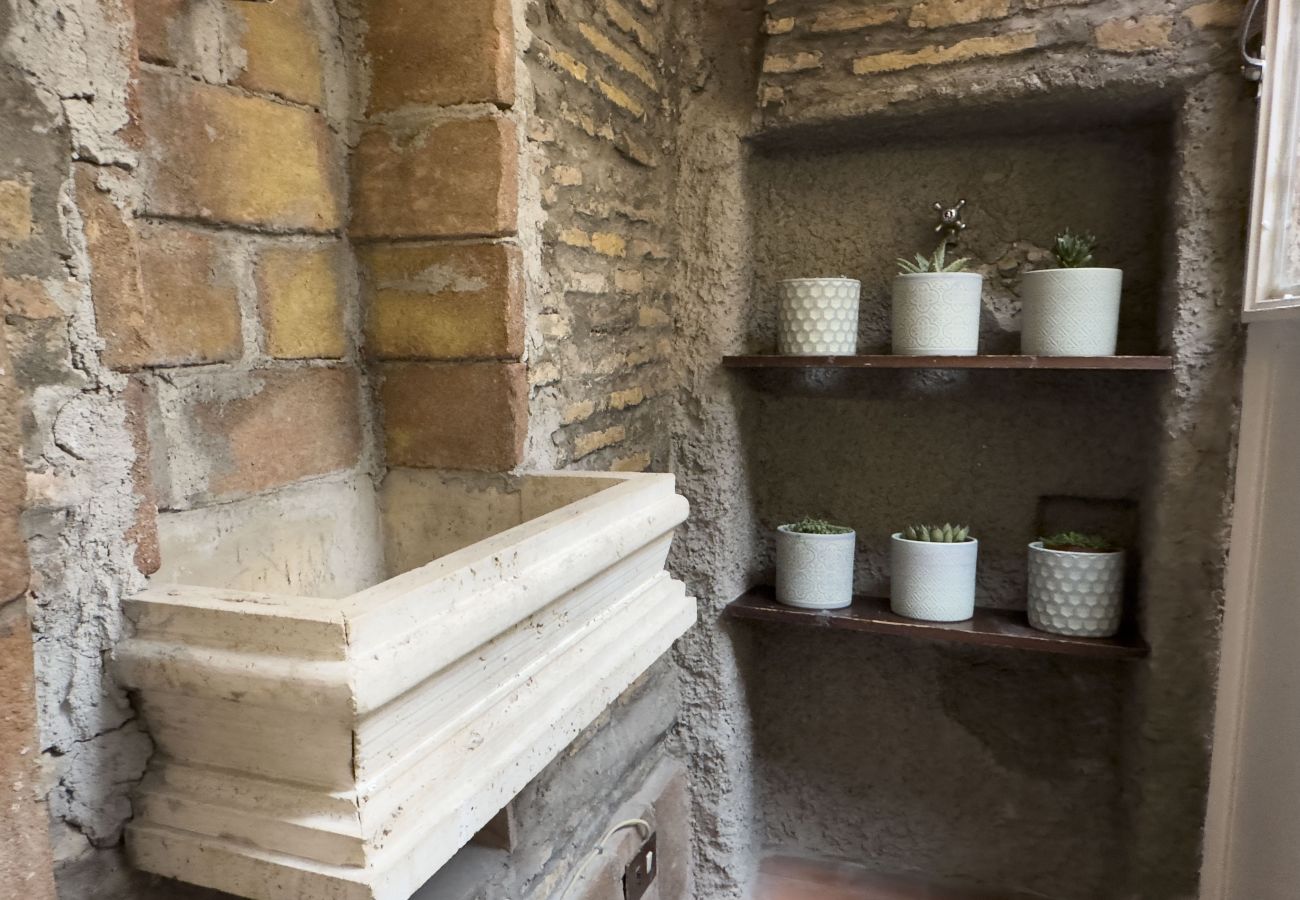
[
  {"left": 722, "top": 354, "right": 1173, "bottom": 371},
  {"left": 726, "top": 585, "right": 1149, "bottom": 660}
]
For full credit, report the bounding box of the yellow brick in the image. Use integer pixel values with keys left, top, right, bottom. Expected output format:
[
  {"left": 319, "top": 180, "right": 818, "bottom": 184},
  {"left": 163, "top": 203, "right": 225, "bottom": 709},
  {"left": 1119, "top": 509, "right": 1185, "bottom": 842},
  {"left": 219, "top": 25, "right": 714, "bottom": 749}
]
[
  {"left": 138, "top": 71, "right": 341, "bottom": 231},
  {"left": 592, "top": 232, "right": 627, "bottom": 257},
  {"left": 608, "top": 387, "right": 644, "bottom": 409},
  {"left": 531, "top": 361, "right": 560, "bottom": 386},
  {"left": 362, "top": 242, "right": 523, "bottom": 360},
  {"left": 809, "top": 8, "right": 899, "bottom": 31},
  {"left": 761, "top": 85, "right": 785, "bottom": 106},
  {"left": 908, "top": 0, "right": 1009, "bottom": 28},
  {"left": 611, "top": 450, "right": 651, "bottom": 472},
  {"left": 1095, "top": 15, "right": 1173, "bottom": 51},
  {"left": 578, "top": 23, "right": 657, "bottom": 90},
  {"left": 595, "top": 77, "right": 646, "bottom": 117},
  {"left": 257, "top": 244, "right": 346, "bottom": 359},
  {"left": 763, "top": 52, "right": 822, "bottom": 73},
  {"left": 0, "top": 181, "right": 32, "bottom": 243},
  {"left": 539, "top": 313, "right": 571, "bottom": 339},
  {"left": 573, "top": 424, "right": 626, "bottom": 459},
  {"left": 615, "top": 269, "right": 644, "bottom": 292},
  {"left": 232, "top": 0, "right": 325, "bottom": 107},
  {"left": 1184, "top": 0, "right": 1239, "bottom": 27},
  {"left": 559, "top": 228, "right": 592, "bottom": 248},
  {"left": 604, "top": 0, "right": 660, "bottom": 52},
  {"left": 551, "top": 165, "right": 584, "bottom": 186},
  {"left": 549, "top": 47, "right": 590, "bottom": 82},
  {"left": 562, "top": 400, "right": 597, "bottom": 424},
  {"left": 764, "top": 16, "right": 796, "bottom": 33},
  {"left": 638, "top": 306, "right": 671, "bottom": 328},
  {"left": 853, "top": 31, "right": 1036, "bottom": 74}
]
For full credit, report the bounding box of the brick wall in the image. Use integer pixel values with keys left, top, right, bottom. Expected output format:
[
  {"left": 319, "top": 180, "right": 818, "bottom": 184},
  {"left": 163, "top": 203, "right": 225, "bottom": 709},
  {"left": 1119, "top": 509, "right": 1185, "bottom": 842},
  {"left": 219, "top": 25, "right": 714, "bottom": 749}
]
[
  {"left": 757, "top": 0, "right": 1240, "bottom": 125},
  {"left": 523, "top": 0, "right": 677, "bottom": 473},
  {"left": 354, "top": 0, "right": 527, "bottom": 473}
]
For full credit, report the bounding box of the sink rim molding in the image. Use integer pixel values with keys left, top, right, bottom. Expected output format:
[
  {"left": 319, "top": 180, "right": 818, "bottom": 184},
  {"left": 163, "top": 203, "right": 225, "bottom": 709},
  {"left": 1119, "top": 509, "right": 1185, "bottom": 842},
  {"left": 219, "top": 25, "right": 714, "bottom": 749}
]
[{"left": 115, "top": 471, "right": 697, "bottom": 900}]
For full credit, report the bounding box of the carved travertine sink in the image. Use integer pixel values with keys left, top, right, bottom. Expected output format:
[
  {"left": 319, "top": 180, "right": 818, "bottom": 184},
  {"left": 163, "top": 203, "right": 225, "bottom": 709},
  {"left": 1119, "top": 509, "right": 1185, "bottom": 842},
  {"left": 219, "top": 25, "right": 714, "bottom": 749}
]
[{"left": 115, "top": 471, "right": 695, "bottom": 900}]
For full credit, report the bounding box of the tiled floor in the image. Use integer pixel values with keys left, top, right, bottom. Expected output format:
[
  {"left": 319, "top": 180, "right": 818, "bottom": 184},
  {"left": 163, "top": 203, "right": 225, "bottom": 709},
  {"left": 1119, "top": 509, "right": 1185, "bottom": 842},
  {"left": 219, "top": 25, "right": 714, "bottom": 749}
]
[{"left": 753, "top": 855, "right": 1045, "bottom": 900}]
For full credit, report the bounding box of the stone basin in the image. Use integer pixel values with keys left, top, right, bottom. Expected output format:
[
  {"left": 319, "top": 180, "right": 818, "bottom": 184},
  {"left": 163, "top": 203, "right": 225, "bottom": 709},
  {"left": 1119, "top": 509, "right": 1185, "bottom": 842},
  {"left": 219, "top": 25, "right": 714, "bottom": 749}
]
[{"left": 115, "top": 471, "right": 695, "bottom": 900}]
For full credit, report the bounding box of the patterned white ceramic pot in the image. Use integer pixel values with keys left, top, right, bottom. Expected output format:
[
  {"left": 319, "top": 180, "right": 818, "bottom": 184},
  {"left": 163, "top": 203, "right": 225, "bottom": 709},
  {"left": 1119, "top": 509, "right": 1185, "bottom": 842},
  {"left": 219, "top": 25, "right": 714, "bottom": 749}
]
[
  {"left": 889, "top": 533, "right": 978, "bottom": 622},
  {"left": 777, "top": 278, "right": 861, "bottom": 355},
  {"left": 776, "top": 525, "right": 856, "bottom": 610},
  {"left": 1020, "top": 268, "right": 1122, "bottom": 356},
  {"left": 891, "top": 272, "right": 984, "bottom": 356},
  {"left": 1027, "top": 542, "right": 1125, "bottom": 637}
]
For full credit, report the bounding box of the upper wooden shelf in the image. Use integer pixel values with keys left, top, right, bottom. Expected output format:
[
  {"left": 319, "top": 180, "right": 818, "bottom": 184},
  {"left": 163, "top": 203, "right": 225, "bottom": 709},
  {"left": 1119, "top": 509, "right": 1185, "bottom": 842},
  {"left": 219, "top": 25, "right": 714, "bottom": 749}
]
[
  {"left": 727, "top": 585, "right": 1149, "bottom": 660},
  {"left": 722, "top": 354, "right": 1173, "bottom": 371}
]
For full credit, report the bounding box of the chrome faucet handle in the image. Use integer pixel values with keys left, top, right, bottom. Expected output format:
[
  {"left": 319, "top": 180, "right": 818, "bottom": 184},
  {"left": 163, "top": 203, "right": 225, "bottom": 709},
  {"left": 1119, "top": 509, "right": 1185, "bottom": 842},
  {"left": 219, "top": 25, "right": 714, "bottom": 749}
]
[{"left": 933, "top": 199, "right": 968, "bottom": 245}]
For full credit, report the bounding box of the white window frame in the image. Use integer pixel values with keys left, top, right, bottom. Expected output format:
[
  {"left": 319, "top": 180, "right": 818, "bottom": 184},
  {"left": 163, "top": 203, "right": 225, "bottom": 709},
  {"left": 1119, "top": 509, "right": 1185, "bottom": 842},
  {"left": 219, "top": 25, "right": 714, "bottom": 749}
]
[{"left": 1244, "top": 0, "right": 1300, "bottom": 319}]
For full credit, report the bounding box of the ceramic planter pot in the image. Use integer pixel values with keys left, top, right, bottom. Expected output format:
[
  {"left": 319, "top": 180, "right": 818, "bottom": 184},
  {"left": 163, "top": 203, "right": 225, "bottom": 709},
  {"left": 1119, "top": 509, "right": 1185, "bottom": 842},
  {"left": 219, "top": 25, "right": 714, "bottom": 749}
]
[
  {"left": 1027, "top": 542, "right": 1125, "bottom": 637},
  {"left": 1020, "top": 268, "right": 1123, "bottom": 356},
  {"left": 889, "top": 533, "right": 978, "bottom": 622},
  {"left": 777, "top": 278, "right": 861, "bottom": 355},
  {"left": 891, "top": 272, "right": 984, "bottom": 356},
  {"left": 776, "top": 525, "right": 856, "bottom": 609}
]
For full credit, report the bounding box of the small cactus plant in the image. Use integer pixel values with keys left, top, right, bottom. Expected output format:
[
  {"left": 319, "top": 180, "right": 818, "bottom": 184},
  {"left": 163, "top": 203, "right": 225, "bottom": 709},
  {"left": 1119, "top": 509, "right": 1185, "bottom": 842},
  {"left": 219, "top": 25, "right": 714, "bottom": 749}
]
[
  {"left": 1051, "top": 230, "right": 1098, "bottom": 268},
  {"left": 897, "top": 242, "right": 971, "bottom": 275},
  {"left": 1040, "top": 532, "right": 1116, "bottom": 553},
  {"left": 902, "top": 523, "right": 971, "bottom": 543},
  {"left": 785, "top": 517, "right": 852, "bottom": 535}
]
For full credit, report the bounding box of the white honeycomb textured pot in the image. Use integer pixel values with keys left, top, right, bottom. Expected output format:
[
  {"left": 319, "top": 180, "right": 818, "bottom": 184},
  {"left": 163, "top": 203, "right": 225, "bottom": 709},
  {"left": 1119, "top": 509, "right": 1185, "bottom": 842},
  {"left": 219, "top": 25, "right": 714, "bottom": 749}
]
[
  {"left": 1020, "top": 268, "right": 1122, "bottom": 356},
  {"left": 891, "top": 272, "right": 984, "bottom": 356},
  {"left": 115, "top": 472, "right": 695, "bottom": 900},
  {"left": 890, "top": 534, "right": 978, "bottom": 622},
  {"left": 777, "top": 277, "right": 861, "bottom": 355},
  {"left": 775, "top": 525, "right": 856, "bottom": 609},
  {"left": 1027, "top": 542, "right": 1125, "bottom": 637}
]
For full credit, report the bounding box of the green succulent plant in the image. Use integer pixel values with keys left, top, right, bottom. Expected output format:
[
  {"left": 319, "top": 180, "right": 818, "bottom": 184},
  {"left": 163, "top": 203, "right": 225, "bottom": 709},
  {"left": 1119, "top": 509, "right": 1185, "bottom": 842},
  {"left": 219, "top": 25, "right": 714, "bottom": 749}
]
[
  {"left": 784, "top": 517, "right": 852, "bottom": 535},
  {"left": 897, "top": 242, "right": 971, "bottom": 275},
  {"left": 902, "top": 523, "right": 971, "bottom": 543},
  {"left": 1051, "top": 230, "right": 1098, "bottom": 268},
  {"left": 1040, "top": 531, "right": 1116, "bottom": 552}
]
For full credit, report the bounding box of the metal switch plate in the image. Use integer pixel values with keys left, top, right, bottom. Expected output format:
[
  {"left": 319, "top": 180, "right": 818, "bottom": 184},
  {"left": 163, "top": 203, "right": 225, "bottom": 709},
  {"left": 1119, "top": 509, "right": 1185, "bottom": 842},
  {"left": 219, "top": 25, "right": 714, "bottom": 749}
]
[{"left": 623, "top": 832, "right": 657, "bottom": 900}]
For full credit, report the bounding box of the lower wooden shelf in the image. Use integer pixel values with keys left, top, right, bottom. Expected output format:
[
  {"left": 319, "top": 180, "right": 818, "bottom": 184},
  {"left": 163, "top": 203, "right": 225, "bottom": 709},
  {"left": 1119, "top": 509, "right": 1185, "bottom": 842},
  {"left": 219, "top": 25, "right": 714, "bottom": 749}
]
[{"left": 726, "top": 585, "right": 1149, "bottom": 660}]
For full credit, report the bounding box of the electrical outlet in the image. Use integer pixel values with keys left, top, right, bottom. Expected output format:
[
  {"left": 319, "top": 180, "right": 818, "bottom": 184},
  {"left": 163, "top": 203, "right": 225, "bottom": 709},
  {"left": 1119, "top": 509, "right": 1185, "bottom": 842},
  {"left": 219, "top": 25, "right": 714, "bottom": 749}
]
[{"left": 622, "top": 832, "right": 657, "bottom": 900}]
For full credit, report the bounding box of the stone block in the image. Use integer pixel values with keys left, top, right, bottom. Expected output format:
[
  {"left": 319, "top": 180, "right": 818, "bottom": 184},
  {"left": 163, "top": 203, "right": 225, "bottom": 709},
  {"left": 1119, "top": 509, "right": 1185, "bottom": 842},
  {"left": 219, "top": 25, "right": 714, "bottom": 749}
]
[
  {"left": 232, "top": 0, "right": 325, "bottom": 107},
  {"left": 351, "top": 117, "right": 517, "bottom": 240},
  {"left": 134, "top": 0, "right": 185, "bottom": 64},
  {"left": 0, "top": 606, "right": 57, "bottom": 900},
  {"left": 1095, "top": 16, "right": 1174, "bottom": 51},
  {"left": 77, "top": 167, "right": 243, "bottom": 369},
  {"left": 365, "top": 0, "right": 514, "bottom": 111},
  {"left": 908, "top": 0, "right": 1011, "bottom": 28},
  {"left": 0, "top": 322, "right": 29, "bottom": 603},
  {"left": 361, "top": 242, "right": 523, "bottom": 360},
  {"left": 255, "top": 243, "right": 347, "bottom": 360},
  {"left": 0, "top": 180, "right": 32, "bottom": 243},
  {"left": 380, "top": 361, "right": 525, "bottom": 470},
  {"left": 135, "top": 222, "right": 243, "bottom": 365},
  {"left": 154, "top": 367, "right": 362, "bottom": 505},
  {"left": 137, "top": 70, "right": 342, "bottom": 232},
  {"left": 808, "top": 7, "right": 899, "bottom": 32},
  {"left": 852, "top": 31, "right": 1037, "bottom": 74},
  {"left": 763, "top": 51, "right": 822, "bottom": 73}
]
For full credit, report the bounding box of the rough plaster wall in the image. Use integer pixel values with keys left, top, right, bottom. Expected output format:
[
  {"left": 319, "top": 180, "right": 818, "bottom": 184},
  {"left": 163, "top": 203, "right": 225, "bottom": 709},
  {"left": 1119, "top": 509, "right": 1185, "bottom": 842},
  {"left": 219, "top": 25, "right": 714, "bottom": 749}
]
[
  {"left": 3, "top": 0, "right": 157, "bottom": 869},
  {"left": 666, "top": 3, "right": 1248, "bottom": 899},
  {"left": 664, "top": 3, "right": 769, "bottom": 898},
  {"left": 2, "top": 0, "right": 383, "bottom": 892}
]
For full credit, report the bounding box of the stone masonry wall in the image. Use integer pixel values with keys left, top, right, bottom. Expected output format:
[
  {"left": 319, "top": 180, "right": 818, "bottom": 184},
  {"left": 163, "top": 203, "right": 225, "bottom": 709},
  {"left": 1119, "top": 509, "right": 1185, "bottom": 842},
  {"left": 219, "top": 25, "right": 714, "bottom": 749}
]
[
  {"left": 354, "top": 0, "right": 528, "bottom": 474},
  {"left": 676, "top": 1, "right": 1248, "bottom": 897},
  {"left": 522, "top": 0, "right": 677, "bottom": 474},
  {"left": 3, "top": 0, "right": 379, "bottom": 891}
]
